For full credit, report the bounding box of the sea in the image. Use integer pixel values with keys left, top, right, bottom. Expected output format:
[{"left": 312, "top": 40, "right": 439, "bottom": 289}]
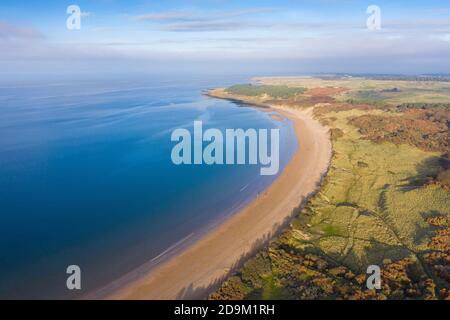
[{"left": 0, "top": 73, "right": 297, "bottom": 299}]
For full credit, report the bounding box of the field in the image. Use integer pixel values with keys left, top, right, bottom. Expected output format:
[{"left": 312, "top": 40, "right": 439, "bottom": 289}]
[
  {"left": 225, "top": 84, "right": 306, "bottom": 99},
  {"left": 255, "top": 76, "right": 450, "bottom": 104},
  {"left": 209, "top": 76, "right": 450, "bottom": 300}
]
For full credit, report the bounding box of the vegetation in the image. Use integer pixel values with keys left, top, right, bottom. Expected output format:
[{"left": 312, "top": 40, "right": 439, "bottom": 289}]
[
  {"left": 348, "top": 111, "right": 449, "bottom": 153},
  {"left": 366, "top": 75, "right": 450, "bottom": 82},
  {"left": 225, "top": 84, "right": 306, "bottom": 99},
  {"left": 344, "top": 99, "right": 392, "bottom": 108},
  {"left": 210, "top": 78, "right": 450, "bottom": 300},
  {"left": 396, "top": 102, "right": 450, "bottom": 111}
]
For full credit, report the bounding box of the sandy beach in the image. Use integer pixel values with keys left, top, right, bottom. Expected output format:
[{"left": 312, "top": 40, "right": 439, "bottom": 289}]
[{"left": 106, "top": 90, "right": 332, "bottom": 300}]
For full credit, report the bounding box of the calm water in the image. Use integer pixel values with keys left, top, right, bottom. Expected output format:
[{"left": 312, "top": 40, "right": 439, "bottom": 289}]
[{"left": 0, "top": 74, "right": 297, "bottom": 299}]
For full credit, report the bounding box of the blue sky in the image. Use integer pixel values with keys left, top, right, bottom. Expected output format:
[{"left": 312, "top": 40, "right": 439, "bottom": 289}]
[{"left": 1, "top": 0, "right": 450, "bottom": 74}]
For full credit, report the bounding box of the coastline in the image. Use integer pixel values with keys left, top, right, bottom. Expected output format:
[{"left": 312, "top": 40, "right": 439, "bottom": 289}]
[{"left": 104, "top": 89, "right": 332, "bottom": 300}]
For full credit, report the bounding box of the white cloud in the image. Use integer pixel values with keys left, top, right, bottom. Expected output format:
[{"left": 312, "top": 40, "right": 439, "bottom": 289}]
[
  {"left": 431, "top": 34, "right": 450, "bottom": 42},
  {"left": 2, "top": 15, "right": 450, "bottom": 75},
  {"left": 81, "top": 11, "right": 93, "bottom": 18},
  {"left": 134, "top": 8, "right": 273, "bottom": 23},
  {"left": 0, "top": 22, "right": 44, "bottom": 40},
  {"left": 133, "top": 8, "right": 273, "bottom": 32}
]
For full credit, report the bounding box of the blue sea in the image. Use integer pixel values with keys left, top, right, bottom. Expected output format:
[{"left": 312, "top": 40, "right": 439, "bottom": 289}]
[{"left": 0, "top": 74, "right": 297, "bottom": 299}]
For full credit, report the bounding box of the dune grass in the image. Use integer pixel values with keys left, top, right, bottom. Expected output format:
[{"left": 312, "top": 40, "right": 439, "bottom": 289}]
[
  {"left": 209, "top": 79, "right": 449, "bottom": 300},
  {"left": 225, "top": 84, "right": 306, "bottom": 99},
  {"left": 211, "top": 108, "right": 449, "bottom": 300}
]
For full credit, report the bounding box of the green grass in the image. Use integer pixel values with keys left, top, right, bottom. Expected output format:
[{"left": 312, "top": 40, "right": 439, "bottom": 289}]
[
  {"left": 337, "top": 81, "right": 450, "bottom": 104},
  {"left": 212, "top": 108, "right": 449, "bottom": 300},
  {"left": 225, "top": 84, "right": 306, "bottom": 99},
  {"left": 305, "top": 110, "right": 448, "bottom": 270},
  {"left": 211, "top": 78, "right": 450, "bottom": 300}
]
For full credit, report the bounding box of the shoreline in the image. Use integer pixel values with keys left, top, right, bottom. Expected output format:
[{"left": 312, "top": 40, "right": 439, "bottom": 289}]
[{"left": 104, "top": 89, "right": 332, "bottom": 300}]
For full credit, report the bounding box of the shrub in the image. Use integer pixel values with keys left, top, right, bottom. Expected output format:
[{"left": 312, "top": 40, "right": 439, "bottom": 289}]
[{"left": 225, "top": 84, "right": 306, "bottom": 99}]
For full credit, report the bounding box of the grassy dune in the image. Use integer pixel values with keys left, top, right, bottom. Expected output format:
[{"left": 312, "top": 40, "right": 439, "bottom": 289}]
[
  {"left": 209, "top": 78, "right": 450, "bottom": 300},
  {"left": 225, "top": 84, "right": 306, "bottom": 99},
  {"left": 255, "top": 76, "right": 450, "bottom": 105}
]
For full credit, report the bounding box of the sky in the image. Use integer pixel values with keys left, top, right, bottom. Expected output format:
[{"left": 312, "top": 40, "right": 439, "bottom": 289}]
[{"left": 1, "top": 0, "right": 450, "bottom": 75}]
